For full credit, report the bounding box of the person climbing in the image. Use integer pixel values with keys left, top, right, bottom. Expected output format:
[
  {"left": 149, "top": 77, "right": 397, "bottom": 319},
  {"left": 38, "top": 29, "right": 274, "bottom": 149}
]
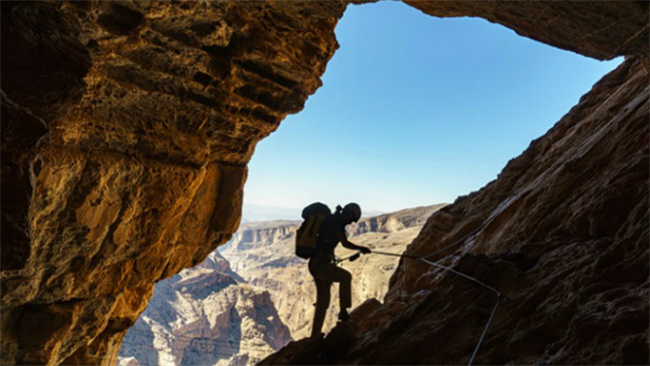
[{"left": 308, "top": 202, "right": 371, "bottom": 339}]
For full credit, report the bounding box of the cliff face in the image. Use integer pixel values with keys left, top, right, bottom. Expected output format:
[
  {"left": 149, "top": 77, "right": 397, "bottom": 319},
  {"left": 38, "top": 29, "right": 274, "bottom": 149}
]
[
  {"left": 261, "top": 57, "right": 649, "bottom": 365},
  {"left": 117, "top": 252, "right": 291, "bottom": 366},
  {"left": 1, "top": 1, "right": 648, "bottom": 364},
  {"left": 221, "top": 205, "right": 444, "bottom": 340},
  {"left": 1, "top": 2, "right": 343, "bottom": 364}
]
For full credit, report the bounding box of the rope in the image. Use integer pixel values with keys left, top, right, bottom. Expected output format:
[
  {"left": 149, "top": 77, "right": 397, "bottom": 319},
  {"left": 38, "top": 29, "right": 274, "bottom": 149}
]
[
  {"left": 370, "top": 250, "right": 507, "bottom": 366},
  {"left": 371, "top": 250, "right": 506, "bottom": 298},
  {"left": 418, "top": 194, "right": 523, "bottom": 261},
  {"left": 468, "top": 297, "right": 501, "bottom": 366},
  {"left": 370, "top": 250, "right": 418, "bottom": 259},
  {"left": 422, "top": 225, "right": 483, "bottom": 259},
  {"left": 418, "top": 257, "right": 502, "bottom": 297}
]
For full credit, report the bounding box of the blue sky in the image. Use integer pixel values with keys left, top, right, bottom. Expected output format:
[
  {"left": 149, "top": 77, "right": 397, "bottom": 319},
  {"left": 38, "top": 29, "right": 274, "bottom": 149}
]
[{"left": 243, "top": 1, "right": 622, "bottom": 220}]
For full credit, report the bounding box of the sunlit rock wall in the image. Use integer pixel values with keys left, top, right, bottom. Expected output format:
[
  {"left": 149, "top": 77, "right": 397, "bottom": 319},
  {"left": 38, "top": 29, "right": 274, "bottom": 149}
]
[
  {"left": 118, "top": 252, "right": 292, "bottom": 366},
  {"left": 1, "top": 0, "right": 647, "bottom": 364},
  {"left": 1, "top": 2, "right": 343, "bottom": 364}
]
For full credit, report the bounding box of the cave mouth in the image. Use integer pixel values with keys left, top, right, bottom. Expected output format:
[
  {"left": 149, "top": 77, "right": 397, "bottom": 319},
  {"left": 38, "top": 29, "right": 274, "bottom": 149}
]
[
  {"left": 2, "top": 1, "right": 645, "bottom": 365},
  {"left": 119, "top": 1, "right": 624, "bottom": 364},
  {"left": 243, "top": 1, "right": 622, "bottom": 220}
]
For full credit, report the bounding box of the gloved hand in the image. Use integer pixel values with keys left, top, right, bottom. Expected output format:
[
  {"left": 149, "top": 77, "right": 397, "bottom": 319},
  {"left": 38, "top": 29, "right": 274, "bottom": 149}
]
[{"left": 360, "top": 246, "right": 371, "bottom": 254}]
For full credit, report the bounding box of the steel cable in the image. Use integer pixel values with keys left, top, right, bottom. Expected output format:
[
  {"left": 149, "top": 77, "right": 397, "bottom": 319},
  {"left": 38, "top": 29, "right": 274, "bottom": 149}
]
[{"left": 371, "top": 250, "right": 506, "bottom": 366}]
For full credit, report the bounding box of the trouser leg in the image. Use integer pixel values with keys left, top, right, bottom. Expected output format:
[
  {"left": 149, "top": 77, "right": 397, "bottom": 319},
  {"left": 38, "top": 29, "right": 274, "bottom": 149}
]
[
  {"left": 338, "top": 272, "right": 351, "bottom": 309},
  {"left": 311, "top": 278, "right": 330, "bottom": 338},
  {"left": 317, "top": 262, "right": 352, "bottom": 309}
]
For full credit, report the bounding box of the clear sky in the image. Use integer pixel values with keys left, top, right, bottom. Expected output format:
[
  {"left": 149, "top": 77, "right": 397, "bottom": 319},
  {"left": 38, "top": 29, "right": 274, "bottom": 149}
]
[{"left": 243, "top": 1, "right": 622, "bottom": 220}]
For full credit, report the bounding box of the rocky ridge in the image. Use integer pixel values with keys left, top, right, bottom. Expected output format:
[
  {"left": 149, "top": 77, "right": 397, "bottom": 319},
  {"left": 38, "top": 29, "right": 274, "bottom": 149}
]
[
  {"left": 117, "top": 251, "right": 291, "bottom": 366},
  {"left": 1, "top": 1, "right": 648, "bottom": 364}
]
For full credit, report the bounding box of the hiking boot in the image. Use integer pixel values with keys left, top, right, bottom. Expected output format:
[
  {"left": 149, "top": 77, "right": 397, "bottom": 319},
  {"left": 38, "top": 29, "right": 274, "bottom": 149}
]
[{"left": 338, "top": 309, "right": 350, "bottom": 322}]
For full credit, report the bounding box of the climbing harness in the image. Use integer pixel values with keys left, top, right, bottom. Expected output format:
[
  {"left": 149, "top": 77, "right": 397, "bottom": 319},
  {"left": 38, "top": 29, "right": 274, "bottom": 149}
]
[{"left": 366, "top": 250, "right": 507, "bottom": 366}]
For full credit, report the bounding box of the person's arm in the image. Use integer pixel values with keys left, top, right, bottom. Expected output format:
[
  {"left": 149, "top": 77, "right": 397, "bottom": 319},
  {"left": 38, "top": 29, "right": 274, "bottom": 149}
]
[{"left": 338, "top": 232, "right": 371, "bottom": 253}]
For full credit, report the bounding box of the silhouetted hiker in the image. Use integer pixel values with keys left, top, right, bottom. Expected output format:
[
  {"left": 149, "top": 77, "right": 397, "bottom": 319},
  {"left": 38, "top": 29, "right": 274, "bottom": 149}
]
[{"left": 307, "top": 203, "right": 371, "bottom": 339}]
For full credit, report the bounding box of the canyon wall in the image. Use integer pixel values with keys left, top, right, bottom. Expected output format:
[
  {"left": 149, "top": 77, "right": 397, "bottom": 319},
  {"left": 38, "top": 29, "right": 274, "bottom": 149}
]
[
  {"left": 117, "top": 251, "right": 291, "bottom": 366},
  {"left": 1, "top": 1, "right": 648, "bottom": 364}
]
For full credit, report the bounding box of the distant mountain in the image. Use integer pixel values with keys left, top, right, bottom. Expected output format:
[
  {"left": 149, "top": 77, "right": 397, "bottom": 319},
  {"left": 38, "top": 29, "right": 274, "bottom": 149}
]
[{"left": 117, "top": 252, "right": 292, "bottom": 366}]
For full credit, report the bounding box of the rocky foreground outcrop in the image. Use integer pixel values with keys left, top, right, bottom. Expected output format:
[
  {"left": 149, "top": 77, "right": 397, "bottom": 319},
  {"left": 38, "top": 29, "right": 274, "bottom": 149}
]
[
  {"left": 1, "top": 1, "right": 648, "bottom": 364},
  {"left": 261, "top": 57, "right": 649, "bottom": 364},
  {"left": 117, "top": 252, "right": 291, "bottom": 366},
  {"left": 222, "top": 205, "right": 445, "bottom": 339}
]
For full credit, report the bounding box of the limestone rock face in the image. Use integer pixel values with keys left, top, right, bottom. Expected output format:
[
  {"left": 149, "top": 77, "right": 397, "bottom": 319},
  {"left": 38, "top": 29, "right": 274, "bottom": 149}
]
[
  {"left": 1, "top": 1, "right": 343, "bottom": 364},
  {"left": 221, "top": 205, "right": 444, "bottom": 339},
  {"left": 261, "top": 57, "right": 649, "bottom": 365},
  {"left": 117, "top": 251, "right": 291, "bottom": 366},
  {"left": 1, "top": 0, "right": 648, "bottom": 364}
]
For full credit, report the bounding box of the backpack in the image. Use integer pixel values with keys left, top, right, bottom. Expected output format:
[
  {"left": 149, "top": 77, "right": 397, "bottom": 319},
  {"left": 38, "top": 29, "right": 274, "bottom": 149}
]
[{"left": 295, "top": 202, "right": 331, "bottom": 259}]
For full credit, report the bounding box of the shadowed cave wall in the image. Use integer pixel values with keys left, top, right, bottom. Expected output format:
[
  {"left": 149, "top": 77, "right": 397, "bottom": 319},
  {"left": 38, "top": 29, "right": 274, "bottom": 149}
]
[{"left": 1, "top": 1, "right": 648, "bottom": 364}]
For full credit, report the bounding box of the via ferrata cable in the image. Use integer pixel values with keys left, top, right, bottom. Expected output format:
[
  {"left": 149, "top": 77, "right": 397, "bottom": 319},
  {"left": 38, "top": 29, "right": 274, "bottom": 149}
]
[{"left": 369, "top": 250, "right": 507, "bottom": 366}]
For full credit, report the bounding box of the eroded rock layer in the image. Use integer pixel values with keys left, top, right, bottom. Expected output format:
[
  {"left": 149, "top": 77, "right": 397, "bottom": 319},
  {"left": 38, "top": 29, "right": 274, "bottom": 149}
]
[
  {"left": 1, "top": 0, "right": 648, "bottom": 364},
  {"left": 261, "top": 57, "right": 649, "bottom": 365},
  {"left": 2, "top": 1, "right": 344, "bottom": 364},
  {"left": 118, "top": 252, "right": 292, "bottom": 366}
]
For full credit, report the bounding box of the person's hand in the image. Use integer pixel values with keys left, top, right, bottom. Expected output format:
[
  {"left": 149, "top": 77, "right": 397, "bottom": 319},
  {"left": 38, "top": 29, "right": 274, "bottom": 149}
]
[{"left": 360, "top": 247, "right": 371, "bottom": 254}]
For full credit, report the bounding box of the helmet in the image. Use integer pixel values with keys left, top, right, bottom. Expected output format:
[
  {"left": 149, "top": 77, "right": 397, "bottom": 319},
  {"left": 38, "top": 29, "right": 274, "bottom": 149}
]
[{"left": 343, "top": 203, "right": 362, "bottom": 222}]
